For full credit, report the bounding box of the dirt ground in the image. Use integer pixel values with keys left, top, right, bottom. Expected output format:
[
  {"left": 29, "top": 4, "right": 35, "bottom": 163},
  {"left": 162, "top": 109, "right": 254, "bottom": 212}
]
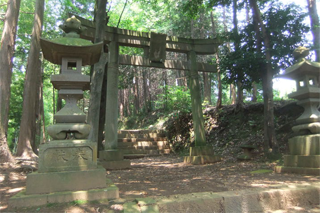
[{"left": 1, "top": 155, "right": 320, "bottom": 212}]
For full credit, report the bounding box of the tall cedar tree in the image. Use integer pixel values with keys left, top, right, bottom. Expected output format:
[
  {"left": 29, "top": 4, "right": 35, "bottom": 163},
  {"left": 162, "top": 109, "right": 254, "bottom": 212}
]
[
  {"left": 16, "top": 0, "right": 44, "bottom": 159},
  {"left": 0, "top": 0, "right": 21, "bottom": 163}
]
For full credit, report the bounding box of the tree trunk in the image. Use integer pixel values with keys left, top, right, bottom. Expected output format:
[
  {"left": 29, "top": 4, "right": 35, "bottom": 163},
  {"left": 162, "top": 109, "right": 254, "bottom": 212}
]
[
  {"left": 133, "top": 71, "right": 140, "bottom": 115},
  {"left": 307, "top": 0, "right": 320, "bottom": 62},
  {"left": 250, "top": 0, "right": 278, "bottom": 154},
  {"left": 87, "top": 0, "right": 108, "bottom": 144},
  {"left": 230, "top": 84, "right": 236, "bottom": 104},
  {"left": 142, "top": 69, "right": 149, "bottom": 112},
  {"left": 97, "top": 62, "right": 108, "bottom": 152},
  {"left": 211, "top": 11, "right": 222, "bottom": 108},
  {"left": 233, "top": 0, "right": 244, "bottom": 110},
  {"left": 16, "top": 0, "right": 44, "bottom": 159},
  {"left": 0, "top": 0, "right": 21, "bottom": 163},
  {"left": 251, "top": 82, "right": 257, "bottom": 102}
]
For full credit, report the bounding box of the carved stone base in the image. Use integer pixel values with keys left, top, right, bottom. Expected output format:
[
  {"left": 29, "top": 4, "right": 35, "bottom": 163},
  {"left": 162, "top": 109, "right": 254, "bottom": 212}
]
[
  {"left": 38, "top": 140, "right": 97, "bottom": 172},
  {"left": 26, "top": 167, "right": 107, "bottom": 194}
]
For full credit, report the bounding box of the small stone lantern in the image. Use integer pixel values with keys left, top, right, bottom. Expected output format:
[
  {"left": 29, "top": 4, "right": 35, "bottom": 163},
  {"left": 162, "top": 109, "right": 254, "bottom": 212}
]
[
  {"left": 9, "top": 16, "right": 119, "bottom": 207},
  {"left": 275, "top": 47, "right": 320, "bottom": 175}
]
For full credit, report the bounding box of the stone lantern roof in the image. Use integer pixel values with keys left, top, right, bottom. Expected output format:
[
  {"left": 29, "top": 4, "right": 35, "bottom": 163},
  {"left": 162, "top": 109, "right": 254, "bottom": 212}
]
[
  {"left": 40, "top": 16, "right": 103, "bottom": 66},
  {"left": 282, "top": 47, "right": 320, "bottom": 79}
]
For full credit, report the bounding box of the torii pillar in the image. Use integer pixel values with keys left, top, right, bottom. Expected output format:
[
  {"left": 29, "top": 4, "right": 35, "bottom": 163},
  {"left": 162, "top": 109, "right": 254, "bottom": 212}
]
[
  {"left": 99, "top": 39, "right": 131, "bottom": 169},
  {"left": 184, "top": 50, "right": 221, "bottom": 165}
]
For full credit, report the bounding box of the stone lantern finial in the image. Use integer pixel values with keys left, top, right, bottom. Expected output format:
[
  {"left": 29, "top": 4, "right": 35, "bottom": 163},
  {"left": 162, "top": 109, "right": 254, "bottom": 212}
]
[
  {"left": 293, "top": 46, "right": 310, "bottom": 62},
  {"left": 59, "top": 15, "right": 87, "bottom": 38}
]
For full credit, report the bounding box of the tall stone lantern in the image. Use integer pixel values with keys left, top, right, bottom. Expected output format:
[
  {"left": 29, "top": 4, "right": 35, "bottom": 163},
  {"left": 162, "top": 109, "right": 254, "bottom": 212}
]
[
  {"left": 275, "top": 47, "right": 320, "bottom": 175},
  {"left": 9, "top": 16, "right": 119, "bottom": 207}
]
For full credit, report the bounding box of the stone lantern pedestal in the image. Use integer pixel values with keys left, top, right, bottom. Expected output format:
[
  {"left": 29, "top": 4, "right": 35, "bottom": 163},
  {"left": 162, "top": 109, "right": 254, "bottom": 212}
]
[
  {"left": 9, "top": 17, "right": 119, "bottom": 207},
  {"left": 275, "top": 47, "right": 320, "bottom": 175}
]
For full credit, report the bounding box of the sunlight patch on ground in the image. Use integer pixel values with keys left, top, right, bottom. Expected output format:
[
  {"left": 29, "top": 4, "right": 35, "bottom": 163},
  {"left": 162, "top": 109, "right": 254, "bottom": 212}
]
[
  {"left": 8, "top": 187, "right": 24, "bottom": 194},
  {"left": 0, "top": 174, "right": 5, "bottom": 182},
  {"left": 0, "top": 205, "right": 8, "bottom": 211}
]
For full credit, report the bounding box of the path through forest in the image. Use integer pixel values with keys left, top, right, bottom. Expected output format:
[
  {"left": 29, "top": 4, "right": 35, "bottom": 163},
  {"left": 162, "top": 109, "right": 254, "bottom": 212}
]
[{"left": 1, "top": 155, "right": 320, "bottom": 212}]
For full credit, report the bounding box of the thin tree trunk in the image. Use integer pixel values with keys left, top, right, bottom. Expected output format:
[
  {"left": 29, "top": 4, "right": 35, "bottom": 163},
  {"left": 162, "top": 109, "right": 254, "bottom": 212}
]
[
  {"left": 307, "top": 0, "right": 320, "bottom": 62},
  {"left": 250, "top": 0, "right": 278, "bottom": 154},
  {"left": 252, "top": 82, "right": 257, "bottom": 102},
  {"left": 133, "top": 71, "right": 140, "bottom": 115},
  {"left": 88, "top": 0, "right": 107, "bottom": 143},
  {"left": 211, "top": 11, "right": 222, "bottom": 108},
  {"left": 142, "top": 69, "right": 149, "bottom": 112},
  {"left": 233, "top": 0, "right": 244, "bottom": 110},
  {"left": 97, "top": 63, "right": 108, "bottom": 152},
  {"left": 0, "top": 0, "right": 21, "bottom": 163},
  {"left": 40, "top": 64, "right": 46, "bottom": 143},
  {"left": 16, "top": 0, "right": 44, "bottom": 159},
  {"left": 32, "top": 59, "right": 42, "bottom": 154}
]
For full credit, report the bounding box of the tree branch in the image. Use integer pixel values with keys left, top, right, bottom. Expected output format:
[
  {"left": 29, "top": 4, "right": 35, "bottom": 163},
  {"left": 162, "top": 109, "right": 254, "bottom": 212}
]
[{"left": 117, "top": 0, "right": 128, "bottom": 28}]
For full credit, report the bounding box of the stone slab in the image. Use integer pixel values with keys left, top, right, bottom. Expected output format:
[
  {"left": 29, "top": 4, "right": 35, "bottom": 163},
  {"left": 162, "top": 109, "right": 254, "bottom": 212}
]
[
  {"left": 288, "top": 134, "right": 320, "bottom": 155},
  {"left": 26, "top": 167, "right": 106, "bottom": 194},
  {"left": 99, "top": 149, "right": 124, "bottom": 161},
  {"left": 184, "top": 155, "right": 221, "bottom": 165},
  {"left": 99, "top": 160, "right": 131, "bottom": 170},
  {"left": 284, "top": 155, "right": 320, "bottom": 168},
  {"left": 155, "top": 184, "right": 320, "bottom": 213},
  {"left": 275, "top": 166, "right": 320, "bottom": 175},
  {"left": 9, "top": 180, "right": 119, "bottom": 208},
  {"left": 38, "top": 140, "right": 97, "bottom": 172}
]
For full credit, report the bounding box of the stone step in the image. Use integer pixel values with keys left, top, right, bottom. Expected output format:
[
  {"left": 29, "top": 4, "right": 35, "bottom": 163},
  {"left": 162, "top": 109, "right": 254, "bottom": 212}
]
[
  {"left": 118, "top": 133, "right": 166, "bottom": 139},
  {"left": 118, "top": 137, "right": 167, "bottom": 142},
  {"left": 122, "top": 149, "right": 160, "bottom": 155},
  {"left": 118, "top": 141, "right": 168, "bottom": 147},
  {"left": 118, "top": 130, "right": 166, "bottom": 134},
  {"left": 119, "top": 145, "right": 160, "bottom": 150}
]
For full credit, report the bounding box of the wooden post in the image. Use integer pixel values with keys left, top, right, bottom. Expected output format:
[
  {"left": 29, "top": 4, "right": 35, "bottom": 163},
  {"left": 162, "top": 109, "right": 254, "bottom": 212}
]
[
  {"left": 187, "top": 50, "right": 206, "bottom": 147},
  {"left": 104, "top": 40, "right": 119, "bottom": 150}
]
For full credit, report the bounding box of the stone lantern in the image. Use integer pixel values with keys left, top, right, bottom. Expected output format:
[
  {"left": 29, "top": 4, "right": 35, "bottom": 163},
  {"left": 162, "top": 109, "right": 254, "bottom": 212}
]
[
  {"left": 9, "top": 16, "right": 119, "bottom": 207},
  {"left": 275, "top": 47, "right": 320, "bottom": 175}
]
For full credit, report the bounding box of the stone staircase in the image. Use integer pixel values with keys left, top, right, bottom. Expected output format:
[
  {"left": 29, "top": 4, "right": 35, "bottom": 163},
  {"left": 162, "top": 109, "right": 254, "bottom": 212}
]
[{"left": 118, "top": 130, "right": 171, "bottom": 159}]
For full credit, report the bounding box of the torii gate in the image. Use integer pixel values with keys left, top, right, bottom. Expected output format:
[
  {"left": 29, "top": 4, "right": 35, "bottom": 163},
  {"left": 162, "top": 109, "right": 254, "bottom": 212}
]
[{"left": 75, "top": 15, "right": 222, "bottom": 166}]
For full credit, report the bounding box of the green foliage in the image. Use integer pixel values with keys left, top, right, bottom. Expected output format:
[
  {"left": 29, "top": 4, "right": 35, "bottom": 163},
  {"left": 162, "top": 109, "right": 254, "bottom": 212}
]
[
  {"left": 220, "top": 2, "right": 309, "bottom": 89},
  {"left": 155, "top": 86, "right": 191, "bottom": 112}
]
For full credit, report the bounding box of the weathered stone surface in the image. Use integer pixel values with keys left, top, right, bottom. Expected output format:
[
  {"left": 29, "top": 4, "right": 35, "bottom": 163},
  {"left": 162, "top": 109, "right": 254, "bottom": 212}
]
[
  {"left": 99, "top": 149, "right": 124, "bottom": 161},
  {"left": 9, "top": 180, "right": 119, "bottom": 208},
  {"left": 284, "top": 155, "right": 320, "bottom": 168},
  {"left": 51, "top": 73, "right": 90, "bottom": 90},
  {"left": 288, "top": 134, "right": 320, "bottom": 155},
  {"left": 26, "top": 167, "right": 106, "bottom": 194},
  {"left": 275, "top": 166, "right": 320, "bottom": 175},
  {"left": 38, "top": 140, "right": 97, "bottom": 172},
  {"left": 99, "top": 159, "right": 131, "bottom": 170},
  {"left": 47, "top": 123, "right": 91, "bottom": 140},
  {"left": 292, "top": 122, "right": 320, "bottom": 134}
]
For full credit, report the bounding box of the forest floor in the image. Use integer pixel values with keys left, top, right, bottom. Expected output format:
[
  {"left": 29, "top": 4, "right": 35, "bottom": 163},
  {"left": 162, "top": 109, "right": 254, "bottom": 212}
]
[{"left": 1, "top": 155, "right": 320, "bottom": 213}]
